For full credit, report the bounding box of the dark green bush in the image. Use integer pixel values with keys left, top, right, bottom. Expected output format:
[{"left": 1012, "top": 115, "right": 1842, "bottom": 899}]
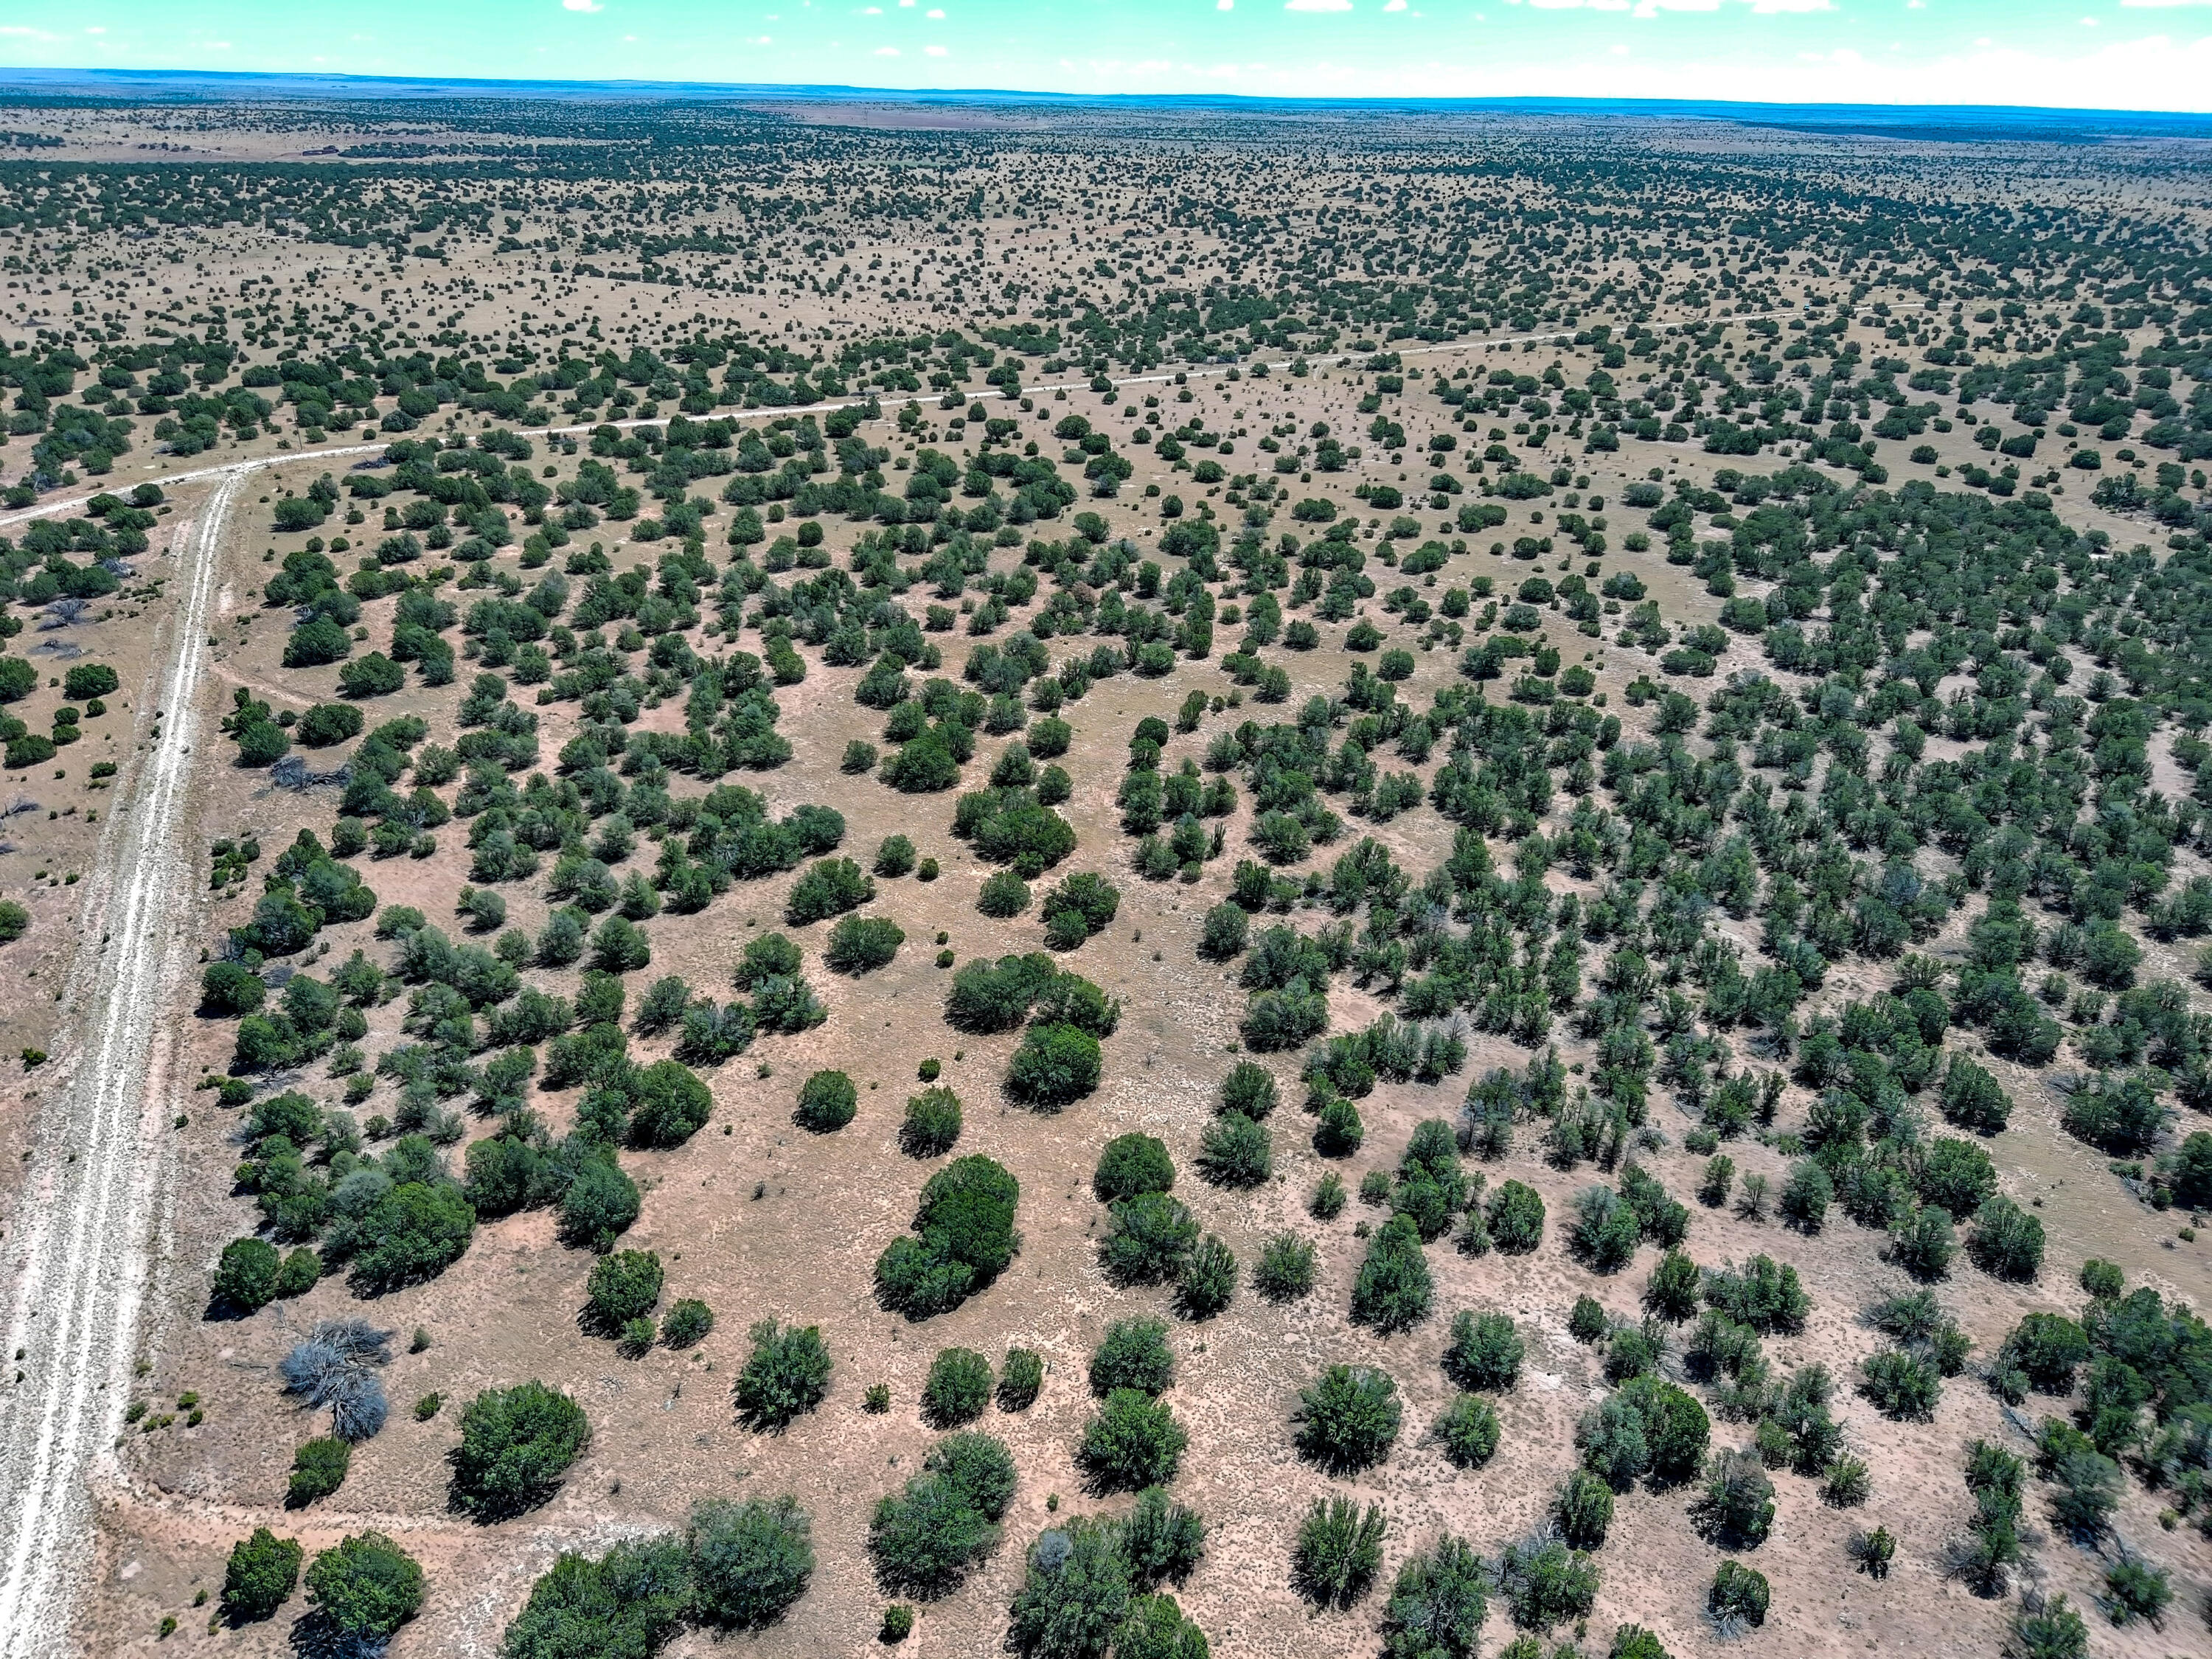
[
  {"left": 1442, "top": 1310, "right": 1524, "bottom": 1394},
  {"left": 794, "top": 1068, "right": 858, "bottom": 1133},
  {"left": 785, "top": 857, "right": 874, "bottom": 925},
  {"left": 922, "top": 1348, "right": 994, "bottom": 1429},
  {"left": 222, "top": 1527, "right": 303, "bottom": 1623},
  {"left": 1196, "top": 1111, "right": 1270, "bottom": 1187},
  {"left": 689, "top": 1494, "right": 815, "bottom": 1630},
  {"left": 586, "top": 1250, "right": 663, "bottom": 1332},
  {"left": 734, "top": 1320, "right": 832, "bottom": 1432},
  {"left": 998, "top": 1348, "right": 1045, "bottom": 1412},
  {"left": 1709, "top": 1560, "right": 1770, "bottom": 1630},
  {"left": 305, "top": 1531, "right": 423, "bottom": 1644},
  {"left": 1091, "top": 1318, "right": 1175, "bottom": 1397},
  {"left": 1351, "top": 1214, "right": 1433, "bottom": 1333},
  {"left": 1295, "top": 1364, "right": 1402, "bottom": 1475},
  {"left": 875, "top": 1155, "right": 1020, "bottom": 1318},
  {"left": 869, "top": 1432, "right": 1018, "bottom": 1600},
  {"left": 212, "top": 1236, "right": 281, "bottom": 1315},
  {"left": 1099, "top": 1192, "right": 1197, "bottom": 1286},
  {"left": 288, "top": 1436, "right": 351, "bottom": 1507},
  {"left": 500, "top": 1534, "right": 692, "bottom": 1658},
  {"left": 451, "top": 1382, "right": 591, "bottom": 1517},
  {"left": 1253, "top": 1231, "right": 1317, "bottom": 1302},
  {"left": 1381, "top": 1533, "right": 1487, "bottom": 1659},
  {"left": 1007, "top": 1021, "right": 1102, "bottom": 1107},
  {"left": 827, "top": 914, "right": 905, "bottom": 974},
  {"left": 1554, "top": 1470, "right": 1615, "bottom": 1548},
  {"left": 900, "top": 1086, "right": 963, "bottom": 1157},
  {"left": 1292, "top": 1498, "right": 1385, "bottom": 1610},
  {"left": 1078, "top": 1390, "right": 1188, "bottom": 1494},
  {"left": 1434, "top": 1393, "right": 1501, "bottom": 1469},
  {"left": 1094, "top": 1133, "right": 1174, "bottom": 1201},
  {"left": 662, "top": 1299, "right": 714, "bottom": 1350},
  {"left": 1486, "top": 1180, "right": 1545, "bottom": 1253}
]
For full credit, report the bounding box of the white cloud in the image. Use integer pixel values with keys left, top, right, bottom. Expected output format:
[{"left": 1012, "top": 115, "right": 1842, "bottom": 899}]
[
  {"left": 1218, "top": 0, "right": 1234, "bottom": 8},
  {"left": 2119, "top": 0, "right": 2212, "bottom": 8},
  {"left": 928, "top": 5, "right": 945, "bottom": 13},
  {"left": 925, "top": 42, "right": 947, "bottom": 53},
  {"left": 561, "top": 0, "right": 602, "bottom": 12},
  {"left": 1285, "top": 0, "right": 1353, "bottom": 10},
  {"left": 876, "top": 44, "right": 901, "bottom": 53},
  {"left": 861, "top": 5, "right": 881, "bottom": 12},
  {"left": 1385, "top": 0, "right": 1406, "bottom": 10}
]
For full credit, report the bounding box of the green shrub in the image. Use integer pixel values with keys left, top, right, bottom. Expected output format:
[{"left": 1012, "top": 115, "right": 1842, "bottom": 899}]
[
  {"left": 1443, "top": 1311, "right": 1525, "bottom": 1394},
  {"left": 1199, "top": 903, "right": 1249, "bottom": 959},
  {"left": 1568, "top": 1295, "right": 1609, "bottom": 1343},
  {"left": 662, "top": 1299, "right": 714, "bottom": 1350},
  {"left": 1220, "top": 1060, "right": 1278, "bottom": 1119},
  {"left": 1486, "top": 1180, "right": 1545, "bottom": 1253},
  {"left": 1091, "top": 1318, "right": 1175, "bottom": 1396},
  {"left": 63, "top": 661, "right": 120, "bottom": 701},
  {"left": 1007, "top": 1021, "right": 1102, "bottom": 1107},
  {"left": 305, "top": 1531, "right": 423, "bottom": 1643},
  {"left": 869, "top": 1432, "right": 1017, "bottom": 1599},
  {"left": 734, "top": 1320, "right": 832, "bottom": 1432},
  {"left": 1703, "top": 1255, "right": 1810, "bottom": 1333},
  {"left": 500, "top": 1535, "right": 692, "bottom": 1658},
  {"left": 1078, "top": 1390, "right": 1188, "bottom": 1494},
  {"left": 586, "top": 1250, "right": 664, "bottom": 1332},
  {"left": 1859, "top": 1349, "right": 1941, "bottom": 1421},
  {"left": 450, "top": 1382, "right": 591, "bottom": 1517},
  {"left": 287, "top": 1436, "right": 351, "bottom": 1506},
  {"left": 1295, "top": 1364, "right": 1402, "bottom": 1475},
  {"left": 222, "top": 1527, "right": 302, "bottom": 1623},
  {"left": 689, "top": 1494, "right": 815, "bottom": 1630},
  {"left": 1494, "top": 1539, "right": 1598, "bottom": 1632},
  {"left": 735, "top": 931, "right": 804, "bottom": 988},
  {"left": 1195, "top": 1111, "right": 1270, "bottom": 1187},
  {"left": 0, "top": 899, "right": 28, "bottom": 945},
  {"left": 827, "top": 914, "right": 905, "bottom": 974},
  {"left": 922, "top": 1348, "right": 995, "bottom": 1429},
  {"left": 347, "top": 1180, "right": 476, "bottom": 1295},
  {"left": 875, "top": 834, "right": 917, "bottom": 875},
  {"left": 1351, "top": 1214, "right": 1433, "bottom": 1333},
  {"left": 874, "top": 1155, "right": 1020, "bottom": 1318},
  {"left": 1693, "top": 1449, "right": 1775, "bottom": 1548},
  {"left": 1004, "top": 1519, "right": 1133, "bottom": 1655},
  {"left": 900, "top": 1086, "right": 964, "bottom": 1157},
  {"left": 557, "top": 1156, "right": 640, "bottom": 1253},
  {"left": 1434, "top": 1393, "right": 1501, "bottom": 1469},
  {"left": 1292, "top": 1498, "right": 1385, "bottom": 1610},
  {"left": 978, "top": 870, "right": 1032, "bottom": 918},
  {"left": 793, "top": 1068, "right": 858, "bottom": 1133},
  {"left": 998, "top": 1348, "right": 1044, "bottom": 1413},
  {"left": 1554, "top": 1470, "right": 1614, "bottom": 1548},
  {"left": 1094, "top": 1133, "right": 1173, "bottom": 1201},
  {"left": 1968, "top": 1196, "right": 2045, "bottom": 1281},
  {"left": 1709, "top": 1560, "right": 1770, "bottom": 1630},
  {"left": 1099, "top": 1192, "right": 1197, "bottom": 1286},
  {"left": 1380, "top": 1533, "right": 1486, "bottom": 1659},
  {"left": 785, "top": 857, "right": 874, "bottom": 925},
  {"left": 296, "top": 703, "right": 364, "bottom": 748},
  {"left": 212, "top": 1237, "right": 281, "bottom": 1315},
  {"left": 1253, "top": 1231, "right": 1317, "bottom": 1302},
  {"left": 1176, "top": 1239, "right": 1236, "bottom": 1320}
]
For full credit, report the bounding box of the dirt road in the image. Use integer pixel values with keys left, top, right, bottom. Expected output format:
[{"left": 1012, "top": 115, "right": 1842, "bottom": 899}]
[{"left": 0, "top": 470, "right": 237, "bottom": 1657}]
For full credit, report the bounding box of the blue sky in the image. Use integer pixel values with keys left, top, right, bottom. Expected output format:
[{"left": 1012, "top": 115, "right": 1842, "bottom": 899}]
[{"left": 3, "top": 1, "right": 2211, "bottom": 111}]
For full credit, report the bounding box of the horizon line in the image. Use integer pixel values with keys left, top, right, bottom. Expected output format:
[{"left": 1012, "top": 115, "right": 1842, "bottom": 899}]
[{"left": 0, "top": 64, "right": 2209, "bottom": 125}]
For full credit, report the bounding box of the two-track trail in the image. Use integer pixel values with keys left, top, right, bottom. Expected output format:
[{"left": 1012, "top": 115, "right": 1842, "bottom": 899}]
[{"left": 0, "top": 468, "right": 240, "bottom": 1658}]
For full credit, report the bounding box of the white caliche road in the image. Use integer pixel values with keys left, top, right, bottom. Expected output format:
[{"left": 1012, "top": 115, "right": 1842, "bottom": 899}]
[
  {"left": 0, "top": 309, "right": 1767, "bottom": 1652},
  {"left": 0, "top": 470, "right": 240, "bottom": 1657}
]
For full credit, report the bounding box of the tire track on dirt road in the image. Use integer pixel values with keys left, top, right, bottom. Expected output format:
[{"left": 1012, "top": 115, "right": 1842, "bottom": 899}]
[{"left": 0, "top": 468, "right": 238, "bottom": 1658}]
